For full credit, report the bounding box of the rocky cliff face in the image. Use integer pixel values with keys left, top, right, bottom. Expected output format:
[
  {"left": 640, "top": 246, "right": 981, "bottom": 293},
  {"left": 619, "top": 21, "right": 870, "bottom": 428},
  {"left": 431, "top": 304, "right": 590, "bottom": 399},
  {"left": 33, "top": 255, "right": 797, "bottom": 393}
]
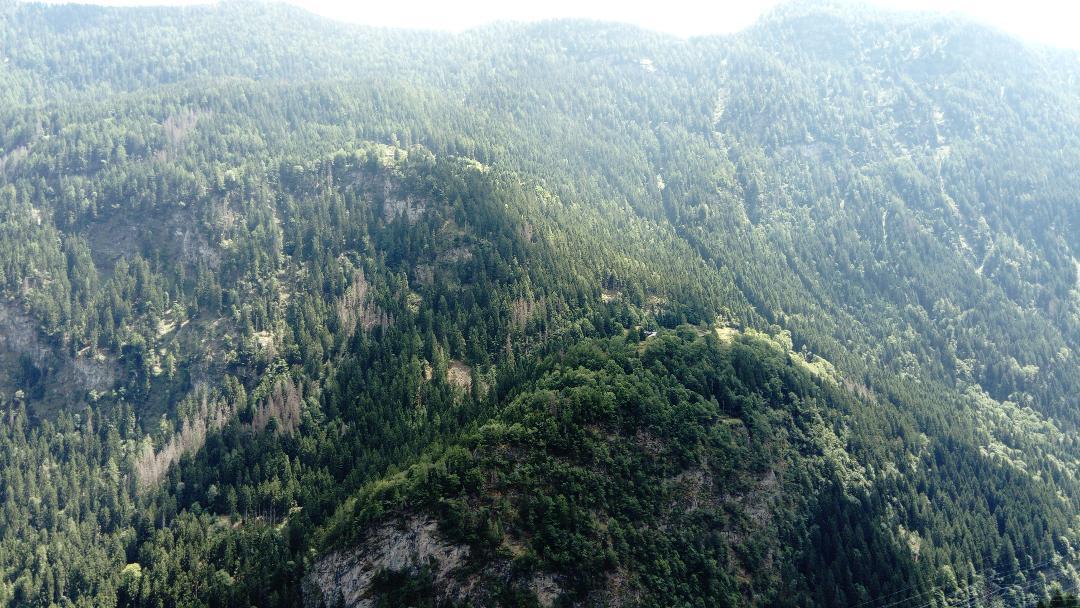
[
  {"left": 305, "top": 512, "right": 569, "bottom": 608},
  {"left": 0, "top": 302, "right": 115, "bottom": 414},
  {"left": 304, "top": 516, "right": 470, "bottom": 608}
]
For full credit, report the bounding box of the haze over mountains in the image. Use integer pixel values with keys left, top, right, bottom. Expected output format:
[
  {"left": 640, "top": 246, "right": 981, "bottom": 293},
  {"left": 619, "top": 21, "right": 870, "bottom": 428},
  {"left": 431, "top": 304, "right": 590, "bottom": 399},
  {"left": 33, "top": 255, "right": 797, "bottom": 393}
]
[{"left": 0, "top": 0, "right": 1076, "bottom": 606}]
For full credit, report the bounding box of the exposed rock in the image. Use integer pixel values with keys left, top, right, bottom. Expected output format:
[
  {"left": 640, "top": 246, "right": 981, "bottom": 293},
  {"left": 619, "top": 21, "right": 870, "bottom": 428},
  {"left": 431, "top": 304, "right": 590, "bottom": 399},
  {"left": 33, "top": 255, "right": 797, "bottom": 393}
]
[
  {"left": 446, "top": 360, "right": 472, "bottom": 393},
  {"left": 382, "top": 194, "right": 428, "bottom": 223},
  {"left": 529, "top": 573, "right": 562, "bottom": 608},
  {"left": 72, "top": 352, "right": 115, "bottom": 391},
  {"left": 413, "top": 263, "right": 434, "bottom": 287},
  {"left": 437, "top": 245, "right": 473, "bottom": 264},
  {"left": 305, "top": 517, "right": 469, "bottom": 608},
  {"left": 0, "top": 302, "right": 115, "bottom": 412},
  {"left": 0, "top": 303, "right": 47, "bottom": 361}
]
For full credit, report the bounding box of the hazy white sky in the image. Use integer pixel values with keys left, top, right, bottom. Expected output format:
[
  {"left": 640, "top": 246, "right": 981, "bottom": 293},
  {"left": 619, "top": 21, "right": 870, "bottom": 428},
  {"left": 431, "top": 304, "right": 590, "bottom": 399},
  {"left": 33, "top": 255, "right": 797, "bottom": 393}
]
[{"left": 48, "top": 0, "right": 1080, "bottom": 50}]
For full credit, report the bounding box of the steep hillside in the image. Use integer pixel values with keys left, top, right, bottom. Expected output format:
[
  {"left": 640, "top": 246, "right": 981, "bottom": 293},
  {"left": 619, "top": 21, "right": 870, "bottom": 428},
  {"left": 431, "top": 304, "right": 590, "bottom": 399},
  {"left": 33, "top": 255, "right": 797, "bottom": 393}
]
[
  {"left": 310, "top": 329, "right": 924, "bottom": 607},
  {"left": 0, "top": 1, "right": 1076, "bottom": 606}
]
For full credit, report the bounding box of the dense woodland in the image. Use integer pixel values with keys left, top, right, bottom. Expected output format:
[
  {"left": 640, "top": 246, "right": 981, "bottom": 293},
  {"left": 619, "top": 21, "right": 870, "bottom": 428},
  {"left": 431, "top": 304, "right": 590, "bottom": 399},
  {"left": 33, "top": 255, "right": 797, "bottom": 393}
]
[{"left": 0, "top": 0, "right": 1076, "bottom": 606}]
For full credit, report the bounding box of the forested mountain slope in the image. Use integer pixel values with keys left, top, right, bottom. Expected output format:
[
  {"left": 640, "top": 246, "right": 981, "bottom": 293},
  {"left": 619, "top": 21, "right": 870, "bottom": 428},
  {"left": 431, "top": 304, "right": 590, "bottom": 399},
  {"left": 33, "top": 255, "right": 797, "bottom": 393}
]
[{"left": 0, "top": 0, "right": 1076, "bottom": 606}]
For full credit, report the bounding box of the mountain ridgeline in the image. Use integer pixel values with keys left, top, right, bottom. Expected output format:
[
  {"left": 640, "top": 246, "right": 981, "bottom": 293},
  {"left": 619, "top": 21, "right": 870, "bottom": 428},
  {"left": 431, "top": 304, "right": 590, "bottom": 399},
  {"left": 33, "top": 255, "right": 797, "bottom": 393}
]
[{"left": 0, "top": 0, "right": 1076, "bottom": 606}]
